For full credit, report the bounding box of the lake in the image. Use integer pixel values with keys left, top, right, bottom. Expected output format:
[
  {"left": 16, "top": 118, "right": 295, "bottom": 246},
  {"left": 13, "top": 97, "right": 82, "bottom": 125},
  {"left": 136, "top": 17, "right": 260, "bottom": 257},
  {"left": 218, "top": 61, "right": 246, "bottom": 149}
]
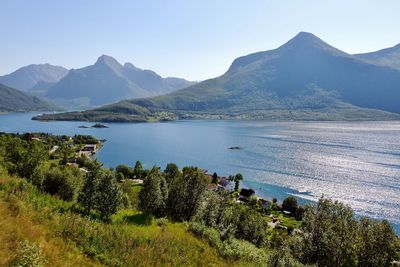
[{"left": 1, "top": 112, "right": 399, "bottom": 233}]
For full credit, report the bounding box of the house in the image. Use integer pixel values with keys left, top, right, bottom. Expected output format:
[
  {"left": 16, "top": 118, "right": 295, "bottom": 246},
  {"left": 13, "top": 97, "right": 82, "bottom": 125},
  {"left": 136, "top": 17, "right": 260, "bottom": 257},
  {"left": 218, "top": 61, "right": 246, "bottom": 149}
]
[
  {"left": 82, "top": 144, "right": 96, "bottom": 152},
  {"left": 218, "top": 177, "right": 230, "bottom": 187}
]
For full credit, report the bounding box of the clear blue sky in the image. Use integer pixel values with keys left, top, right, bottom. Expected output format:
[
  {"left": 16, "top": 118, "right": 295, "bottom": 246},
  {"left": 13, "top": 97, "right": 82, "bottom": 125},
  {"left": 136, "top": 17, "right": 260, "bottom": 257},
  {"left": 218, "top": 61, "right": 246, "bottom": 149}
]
[{"left": 1, "top": 0, "right": 400, "bottom": 80}]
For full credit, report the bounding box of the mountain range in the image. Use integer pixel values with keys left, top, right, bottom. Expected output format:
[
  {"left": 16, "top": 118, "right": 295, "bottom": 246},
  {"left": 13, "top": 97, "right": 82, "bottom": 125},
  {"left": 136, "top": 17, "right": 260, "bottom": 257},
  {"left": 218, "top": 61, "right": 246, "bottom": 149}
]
[
  {"left": 0, "top": 56, "right": 196, "bottom": 108},
  {"left": 0, "top": 64, "right": 68, "bottom": 91},
  {"left": 34, "top": 32, "right": 400, "bottom": 122},
  {"left": 44, "top": 55, "right": 196, "bottom": 106},
  {"left": 355, "top": 43, "right": 400, "bottom": 71},
  {"left": 0, "top": 83, "right": 59, "bottom": 112}
]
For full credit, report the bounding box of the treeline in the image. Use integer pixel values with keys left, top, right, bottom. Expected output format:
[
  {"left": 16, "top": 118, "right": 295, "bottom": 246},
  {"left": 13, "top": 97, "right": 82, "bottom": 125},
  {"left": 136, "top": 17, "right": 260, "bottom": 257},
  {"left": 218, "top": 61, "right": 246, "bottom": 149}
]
[{"left": 0, "top": 133, "right": 399, "bottom": 266}]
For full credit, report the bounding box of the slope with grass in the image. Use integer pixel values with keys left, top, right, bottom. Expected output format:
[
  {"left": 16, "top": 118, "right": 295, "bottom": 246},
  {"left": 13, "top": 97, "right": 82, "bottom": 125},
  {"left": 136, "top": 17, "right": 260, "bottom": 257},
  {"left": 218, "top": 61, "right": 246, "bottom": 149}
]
[
  {"left": 0, "top": 175, "right": 241, "bottom": 266},
  {"left": 34, "top": 32, "right": 400, "bottom": 122},
  {"left": 0, "top": 83, "right": 60, "bottom": 112}
]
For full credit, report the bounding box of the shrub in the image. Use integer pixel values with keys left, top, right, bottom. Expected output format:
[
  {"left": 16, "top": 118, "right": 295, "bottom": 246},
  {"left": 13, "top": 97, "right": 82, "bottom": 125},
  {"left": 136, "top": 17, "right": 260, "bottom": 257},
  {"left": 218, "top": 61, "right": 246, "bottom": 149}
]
[
  {"left": 32, "top": 164, "right": 84, "bottom": 201},
  {"left": 10, "top": 240, "right": 45, "bottom": 267},
  {"left": 115, "top": 164, "right": 133, "bottom": 179},
  {"left": 282, "top": 196, "right": 298, "bottom": 214}
]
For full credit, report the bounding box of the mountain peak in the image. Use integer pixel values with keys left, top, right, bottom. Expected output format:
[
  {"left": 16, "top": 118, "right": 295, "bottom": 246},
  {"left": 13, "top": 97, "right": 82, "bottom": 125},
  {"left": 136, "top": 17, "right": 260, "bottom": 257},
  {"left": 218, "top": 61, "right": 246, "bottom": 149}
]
[
  {"left": 95, "top": 55, "right": 120, "bottom": 65},
  {"left": 278, "top": 32, "right": 347, "bottom": 57},
  {"left": 282, "top": 32, "right": 329, "bottom": 48},
  {"left": 95, "top": 55, "right": 123, "bottom": 74}
]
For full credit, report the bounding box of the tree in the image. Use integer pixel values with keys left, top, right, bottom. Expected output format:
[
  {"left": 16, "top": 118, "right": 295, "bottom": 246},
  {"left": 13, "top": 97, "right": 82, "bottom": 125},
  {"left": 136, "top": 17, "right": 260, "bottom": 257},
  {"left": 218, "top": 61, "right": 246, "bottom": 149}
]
[
  {"left": 115, "top": 164, "right": 133, "bottom": 179},
  {"left": 95, "top": 170, "right": 123, "bottom": 221},
  {"left": 357, "top": 217, "right": 398, "bottom": 267},
  {"left": 133, "top": 160, "right": 143, "bottom": 179},
  {"left": 192, "top": 190, "right": 227, "bottom": 228},
  {"left": 79, "top": 163, "right": 122, "bottom": 221},
  {"left": 78, "top": 164, "right": 102, "bottom": 215},
  {"left": 294, "top": 197, "right": 358, "bottom": 267},
  {"left": 167, "top": 167, "right": 208, "bottom": 221},
  {"left": 234, "top": 173, "right": 243, "bottom": 191},
  {"left": 164, "top": 163, "right": 180, "bottom": 185},
  {"left": 32, "top": 163, "right": 84, "bottom": 201},
  {"left": 139, "top": 166, "right": 168, "bottom": 217},
  {"left": 212, "top": 172, "right": 218, "bottom": 184},
  {"left": 282, "top": 196, "right": 298, "bottom": 214},
  {"left": 3, "top": 137, "right": 48, "bottom": 179}
]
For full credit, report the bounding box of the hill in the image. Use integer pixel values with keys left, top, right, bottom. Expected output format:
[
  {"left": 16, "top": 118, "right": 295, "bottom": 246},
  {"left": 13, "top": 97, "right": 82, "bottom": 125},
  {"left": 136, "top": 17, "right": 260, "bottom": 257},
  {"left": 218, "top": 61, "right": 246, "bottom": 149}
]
[
  {"left": 44, "top": 55, "right": 196, "bottom": 106},
  {"left": 355, "top": 43, "right": 400, "bottom": 71},
  {"left": 33, "top": 32, "right": 400, "bottom": 122},
  {"left": 0, "top": 83, "right": 59, "bottom": 112},
  {"left": 0, "top": 64, "right": 68, "bottom": 91}
]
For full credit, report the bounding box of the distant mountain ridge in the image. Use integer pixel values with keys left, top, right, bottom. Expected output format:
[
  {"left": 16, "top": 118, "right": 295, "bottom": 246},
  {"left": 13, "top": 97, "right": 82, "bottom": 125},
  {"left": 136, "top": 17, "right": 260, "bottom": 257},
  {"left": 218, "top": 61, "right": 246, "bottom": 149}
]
[
  {"left": 44, "top": 55, "right": 196, "bottom": 106},
  {"left": 33, "top": 32, "right": 400, "bottom": 122},
  {"left": 0, "top": 83, "right": 59, "bottom": 112},
  {"left": 354, "top": 43, "right": 400, "bottom": 71},
  {"left": 0, "top": 64, "right": 68, "bottom": 91}
]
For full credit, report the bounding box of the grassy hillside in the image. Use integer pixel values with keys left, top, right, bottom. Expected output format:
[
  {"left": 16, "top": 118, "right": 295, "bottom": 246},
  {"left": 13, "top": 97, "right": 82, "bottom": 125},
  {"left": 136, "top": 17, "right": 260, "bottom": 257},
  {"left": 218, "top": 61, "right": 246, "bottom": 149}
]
[
  {"left": 0, "top": 83, "right": 59, "bottom": 112},
  {"left": 1, "top": 133, "right": 398, "bottom": 266},
  {"left": 0, "top": 174, "right": 239, "bottom": 266}
]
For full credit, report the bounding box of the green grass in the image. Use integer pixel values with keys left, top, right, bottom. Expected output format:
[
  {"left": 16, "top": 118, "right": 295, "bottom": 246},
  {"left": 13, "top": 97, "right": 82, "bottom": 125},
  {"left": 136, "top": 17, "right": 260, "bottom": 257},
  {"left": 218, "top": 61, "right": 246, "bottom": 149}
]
[{"left": 0, "top": 174, "right": 247, "bottom": 266}]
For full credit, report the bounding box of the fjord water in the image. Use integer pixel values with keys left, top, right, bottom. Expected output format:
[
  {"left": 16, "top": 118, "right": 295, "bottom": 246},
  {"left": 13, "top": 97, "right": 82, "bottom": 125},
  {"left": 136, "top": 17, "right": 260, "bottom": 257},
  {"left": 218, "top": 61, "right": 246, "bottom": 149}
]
[{"left": 1, "top": 113, "right": 399, "bottom": 233}]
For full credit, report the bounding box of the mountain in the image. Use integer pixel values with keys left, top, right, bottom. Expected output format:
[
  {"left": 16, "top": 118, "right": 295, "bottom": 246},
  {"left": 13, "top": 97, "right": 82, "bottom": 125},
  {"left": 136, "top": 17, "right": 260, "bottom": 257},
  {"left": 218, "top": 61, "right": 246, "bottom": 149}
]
[
  {"left": 33, "top": 32, "right": 400, "bottom": 122},
  {"left": 44, "top": 55, "right": 196, "bottom": 106},
  {"left": 354, "top": 43, "right": 400, "bottom": 71},
  {"left": 0, "top": 83, "right": 59, "bottom": 112},
  {"left": 0, "top": 64, "right": 68, "bottom": 91}
]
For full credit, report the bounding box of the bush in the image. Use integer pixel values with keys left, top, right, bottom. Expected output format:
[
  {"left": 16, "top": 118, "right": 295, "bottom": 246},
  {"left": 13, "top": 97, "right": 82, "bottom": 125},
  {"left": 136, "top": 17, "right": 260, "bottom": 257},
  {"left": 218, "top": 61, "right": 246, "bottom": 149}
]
[
  {"left": 32, "top": 164, "right": 84, "bottom": 201},
  {"left": 188, "top": 222, "right": 268, "bottom": 262},
  {"left": 282, "top": 196, "right": 298, "bottom": 214},
  {"left": 10, "top": 240, "right": 45, "bottom": 267},
  {"left": 115, "top": 164, "right": 133, "bottom": 179}
]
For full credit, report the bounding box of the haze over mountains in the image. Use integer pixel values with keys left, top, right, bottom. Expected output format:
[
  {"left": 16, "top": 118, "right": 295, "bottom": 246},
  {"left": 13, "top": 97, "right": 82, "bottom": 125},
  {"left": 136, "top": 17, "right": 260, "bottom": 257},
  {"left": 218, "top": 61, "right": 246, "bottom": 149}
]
[
  {"left": 355, "top": 43, "right": 400, "bottom": 71},
  {"left": 0, "top": 83, "right": 59, "bottom": 112},
  {"left": 0, "top": 64, "right": 68, "bottom": 91},
  {"left": 35, "top": 32, "right": 400, "bottom": 122},
  {"left": 0, "top": 56, "right": 196, "bottom": 108},
  {"left": 44, "top": 55, "right": 196, "bottom": 106}
]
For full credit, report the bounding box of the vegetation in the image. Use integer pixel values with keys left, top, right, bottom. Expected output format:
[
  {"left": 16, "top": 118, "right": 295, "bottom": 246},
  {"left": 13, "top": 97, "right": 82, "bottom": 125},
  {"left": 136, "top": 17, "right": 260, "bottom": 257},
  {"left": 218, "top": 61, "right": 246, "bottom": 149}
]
[
  {"left": 32, "top": 33, "right": 400, "bottom": 122},
  {"left": 0, "top": 83, "right": 59, "bottom": 112},
  {"left": 0, "top": 132, "right": 399, "bottom": 266}
]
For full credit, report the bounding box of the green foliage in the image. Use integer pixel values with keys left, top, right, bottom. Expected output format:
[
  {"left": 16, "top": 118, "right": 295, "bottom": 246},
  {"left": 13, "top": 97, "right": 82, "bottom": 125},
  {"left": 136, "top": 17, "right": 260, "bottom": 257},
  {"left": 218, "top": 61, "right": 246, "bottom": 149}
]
[
  {"left": 32, "top": 163, "right": 84, "bottom": 201},
  {"left": 120, "top": 181, "right": 141, "bottom": 210},
  {"left": 294, "top": 197, "right": 358, "bottom": 266},
  {"left": 282, "top": 196, "right": 298, "bottom": 214},
  {"left": 0, "top": 135, "right": 48, "bottom": 179},
  {"left": 79, "top": 165, "right": 123, "bottom": 221},
  {"left": 188, "top": 222, "right": 268, "bottom": 263},
  {"left": 0, "top": 83, "right": 58, "bottom": 112},
  {"left": 139, "top": 167, "right": 168, "bottom": 217},
  {"left": 115, "top": 164, "right": 133, "bottom": 179},
  {"left": 96, "top": 169, "right": 123, "bottom": 221},
  {"left": 167, "top": 166, "right": 208, "bottom": 221},
  {"left": 267, "top": 248, "right": 307, "bottom": 267},
  {"left": 212, "top": 172, "right": 219, "bottom": 184},
  {"left": 133, "top": 160, "right": 143, "bottom": 179},
  {"left": 356, "top": 217, "right": 399, "bottom": 267},
  {"left": 10, "top": 240, "right": 45, "bottom": 267},
  {"left": 73, "top": 134, "right": 99, "bottom": 145},
  {"left": 163, "top": 162, "right": 180, "bottom": 185}
]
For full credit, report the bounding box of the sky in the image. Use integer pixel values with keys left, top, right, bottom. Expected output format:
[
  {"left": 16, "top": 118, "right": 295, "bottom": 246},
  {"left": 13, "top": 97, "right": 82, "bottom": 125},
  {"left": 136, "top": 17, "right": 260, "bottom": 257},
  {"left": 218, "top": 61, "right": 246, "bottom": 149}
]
[{"left": 1, "top": 0, "right": 400, "bottom": 80}]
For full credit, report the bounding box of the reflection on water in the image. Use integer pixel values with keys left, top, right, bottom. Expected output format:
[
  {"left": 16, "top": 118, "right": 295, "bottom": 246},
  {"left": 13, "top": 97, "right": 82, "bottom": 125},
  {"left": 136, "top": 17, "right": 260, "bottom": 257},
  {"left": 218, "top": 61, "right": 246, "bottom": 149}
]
[{"left": 1, "top": 113, "right": 399, "bottom": 233}]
